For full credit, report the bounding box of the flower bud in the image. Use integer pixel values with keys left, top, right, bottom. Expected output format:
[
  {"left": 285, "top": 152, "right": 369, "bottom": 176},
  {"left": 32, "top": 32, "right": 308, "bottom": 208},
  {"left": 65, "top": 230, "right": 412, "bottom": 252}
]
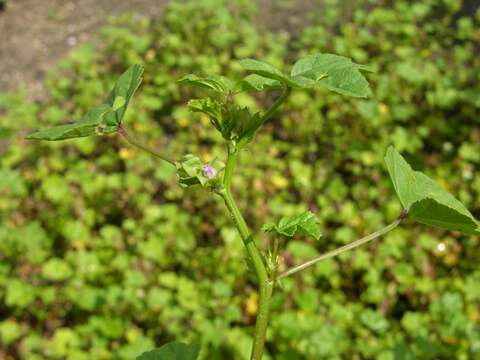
[{"left": 202, "top": 164, "right": 217, "bottom": 179}]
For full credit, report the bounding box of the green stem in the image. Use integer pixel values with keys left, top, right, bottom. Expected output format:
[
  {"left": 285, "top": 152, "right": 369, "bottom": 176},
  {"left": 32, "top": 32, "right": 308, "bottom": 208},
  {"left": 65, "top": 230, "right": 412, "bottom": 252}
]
[
  {"left": 277, "top": 210, "right": 407, "bottom": 280},
  {"left": 219, "top": 146, "right": 272, "bottom": 360},
  {"left": 118, "top": 125, "right": 177, "bottom": 166},
  {"left": 216, "top": 86, "right": 291, "bottom": 359},
  {"left": 259, "top": 86, "right": 291, "bottom": 128},
  {"left": 223, "top": 142, "right": 236, "bottom": 189}
]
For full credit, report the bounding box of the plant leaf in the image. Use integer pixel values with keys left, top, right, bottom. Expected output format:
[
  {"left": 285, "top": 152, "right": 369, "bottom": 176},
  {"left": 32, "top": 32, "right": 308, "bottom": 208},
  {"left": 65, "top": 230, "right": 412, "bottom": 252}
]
[
  {"left": 188, "top": 98, "right": 258, "bottom": 142},
  {"left": 385, "top": 146, "right": 480, "bottom": 234},
  {"left": 239, "top": 59, "right": 297, "bottom": 87},
  {"left": 136, "top": 342, "right": 200, "bottom": 360},
  {"left": 27, "top": 64, "right": 143, "bottom": 141},
  {"left": 262, "top": 211, "right": 322, "bottom": 240},
  {"left": 26, "top": 104, "right": 114, "bottom": 141},
  {"left": 178, "top": 74, "right": 233, "bottom": 94},
  {"left": 239, "top": 55, "right": 372, "bottom": 96},
  {"left": 188, "top": 98, "right": 223, "bottom": 133},
  {"left": 104, "top": 64, "right": 144, "bottom": 125},
  {"left": 234, "top": 74, "right": 282, "bottom": 92},
  {"left": 236, "top": 111, "right": 263, "bottom": 147},
  {"left": 291, "top": 53, "right": 372, "bottom": 98}
]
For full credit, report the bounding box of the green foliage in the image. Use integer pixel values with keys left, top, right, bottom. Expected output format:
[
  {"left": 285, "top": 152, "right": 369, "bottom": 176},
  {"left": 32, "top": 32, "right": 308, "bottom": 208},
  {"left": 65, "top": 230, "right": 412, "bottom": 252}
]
[
  {"left": 104, "top": 64, "right": 144, "bottom": 123},
  {"left": 176, "top": 155, "right": 224, "bottom": 188},
  {"left": 239, "top": 59, "right": 296, "bottom": 87},
  {"left": 178, "top": 74, "right": 233, "bottom": 95},
  {"left": 291, "top": 53, "right": 372, "bottom": 97},
  {"left": 235, "top": 74, "right": 282, "bottom": 92},
  {"left": 180, "top": 73, "right": 282, "bottom": 94},
  {"left": 1, "top": 0, "right": 479, "bottom": 359},
  {"left": 180, "top": 52, "right": 372, "bottom": 148},
  {"left": 262, "top": 211, "right": 322, "bottom": 240},
  {"left": 240, "top": 53, "right": 372, "bottom": 97},
  {"left": 137, "top": 342, "right": 200, "bottom": 360},
  {"left": 42, "top": 258, "right": 74, "bottom": 281},
  {"left": 182, "top": 52, "right": 373, "bottom": 147},
  {"left": 26, "top": 104, "right": 115, "bottom": 141},
  {"left": 385, "top": 146, "right": 479, "bottom": 234},
  {"left": 187, "top": 96, "right": 262, "bottom": 144},
  {"left": 27, "top": 65, "right": 143, "bottom": 140}
]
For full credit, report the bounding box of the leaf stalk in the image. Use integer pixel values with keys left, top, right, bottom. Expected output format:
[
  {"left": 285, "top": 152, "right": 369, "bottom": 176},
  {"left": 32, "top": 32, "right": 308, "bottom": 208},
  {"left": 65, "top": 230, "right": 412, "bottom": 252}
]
[
  {"left": 118, "top": 125, "right": 177, "bottom": 166},
  {"left": 258, "top": 86, "right": 291, "bottom": 128},
  {"left": 277, "top": 210, "right": 407, "bottom": 280}
]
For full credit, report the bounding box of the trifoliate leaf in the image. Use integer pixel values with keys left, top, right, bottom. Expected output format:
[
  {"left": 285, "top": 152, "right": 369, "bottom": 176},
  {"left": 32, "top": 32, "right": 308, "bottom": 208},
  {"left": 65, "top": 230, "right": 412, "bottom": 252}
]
[
  {"left": 291, "top": 53, "right": 372, "bottom": 98},
  {"left": 178, "top": 74, "right": 233, "bottom": 94},
  {"left": 136, "top": 342, "right": 200, "bottom": 360},
  {"left": 27, "top": 64, "right": 143, "bottom": 141},
  {"left": 385, "top": 146, "right": 480, "bottom": 234},
  {"left": 262, "top": 211, "right": 322, "bottom": 240}
]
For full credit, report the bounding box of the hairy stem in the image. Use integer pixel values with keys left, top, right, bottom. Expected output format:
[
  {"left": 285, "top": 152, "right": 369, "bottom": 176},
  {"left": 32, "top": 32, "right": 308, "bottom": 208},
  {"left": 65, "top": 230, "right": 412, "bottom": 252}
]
[
  {"left": 219, "top": 146, "right": 272, "bottom": 360},
  {"left": 277, "top": 210, "right": 407, "bottom": 280},
  {"left": 118, "top": 125, "right": 176, "bottom": 166}
]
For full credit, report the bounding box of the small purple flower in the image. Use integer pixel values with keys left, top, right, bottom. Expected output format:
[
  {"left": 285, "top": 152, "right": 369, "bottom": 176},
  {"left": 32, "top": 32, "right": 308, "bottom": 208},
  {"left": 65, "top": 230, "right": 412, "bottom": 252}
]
[{"left": 203, "top": 164, "right": 217, "bottom": 179}]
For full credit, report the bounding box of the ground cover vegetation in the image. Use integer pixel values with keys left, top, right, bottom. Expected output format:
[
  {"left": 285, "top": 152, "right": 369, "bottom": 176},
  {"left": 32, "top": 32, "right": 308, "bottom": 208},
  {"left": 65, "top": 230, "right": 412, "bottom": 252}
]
[{"left": 0, "top": 0, "right": 479, "bottom": 359}]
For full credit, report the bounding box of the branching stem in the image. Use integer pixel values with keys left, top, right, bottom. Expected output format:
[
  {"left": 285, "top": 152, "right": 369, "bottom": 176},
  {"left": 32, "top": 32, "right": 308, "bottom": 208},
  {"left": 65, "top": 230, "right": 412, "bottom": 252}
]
[
  {"left": 218, "top": 145, "right": 272, "bottom": 360},
  {"left": 217, "top": 88, "right": 291, "bottom": 359},
  {"left": 277, "top": 210, "right": 408, "bottom": 280}
]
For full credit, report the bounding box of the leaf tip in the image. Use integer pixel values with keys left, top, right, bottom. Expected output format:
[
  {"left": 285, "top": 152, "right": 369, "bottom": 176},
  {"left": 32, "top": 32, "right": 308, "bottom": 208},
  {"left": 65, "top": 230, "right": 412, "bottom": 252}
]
[
  {"left": 384, "top": 145, "right": 397, "bottom": 159},
  {"left": 25, "top": 131, "right": 46, "bottom": 141}
]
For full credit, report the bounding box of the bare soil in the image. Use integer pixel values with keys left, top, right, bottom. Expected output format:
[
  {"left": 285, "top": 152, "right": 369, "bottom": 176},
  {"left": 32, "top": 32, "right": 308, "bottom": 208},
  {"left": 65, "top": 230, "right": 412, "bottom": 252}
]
[
  {"left": 0, "top": 0, "right": 318, "bottom": 101},
  {"left": 0, "top": 0, "right": 167, "bottom": 100}
]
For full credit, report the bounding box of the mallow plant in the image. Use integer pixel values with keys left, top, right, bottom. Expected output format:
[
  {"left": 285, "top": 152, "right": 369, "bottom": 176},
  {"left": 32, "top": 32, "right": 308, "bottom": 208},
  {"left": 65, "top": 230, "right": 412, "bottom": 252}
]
[{"left": 27, "top": 54, "right": 480, "bottom": 360}]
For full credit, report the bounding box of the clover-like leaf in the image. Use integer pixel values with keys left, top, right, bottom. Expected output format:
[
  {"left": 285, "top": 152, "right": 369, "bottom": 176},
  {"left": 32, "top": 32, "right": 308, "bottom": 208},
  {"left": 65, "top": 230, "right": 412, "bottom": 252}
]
[
  {"left": 178, "top": 74, "right": 233, "bottom": 94},
  {"left": 385, "top": 146, "right": 480, "bottom": 234},
  {"left": 291, "top": 53, "right": 372, "bottom": 98},
  {"left": 137, "top": 342, "right": 200, "bottom": 360},
  {"left": 27, "top": 64, "right": 143, "bottom": 141},
  {"left": 262, "top": 211, "right": 322, "bottom": 240}
]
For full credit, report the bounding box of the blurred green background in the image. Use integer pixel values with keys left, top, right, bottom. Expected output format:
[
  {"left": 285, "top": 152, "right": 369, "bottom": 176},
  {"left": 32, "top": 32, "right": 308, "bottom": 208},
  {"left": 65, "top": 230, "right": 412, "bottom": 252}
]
[{"left": 1, "top": 0, "right": 480, "bottom": 359}]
